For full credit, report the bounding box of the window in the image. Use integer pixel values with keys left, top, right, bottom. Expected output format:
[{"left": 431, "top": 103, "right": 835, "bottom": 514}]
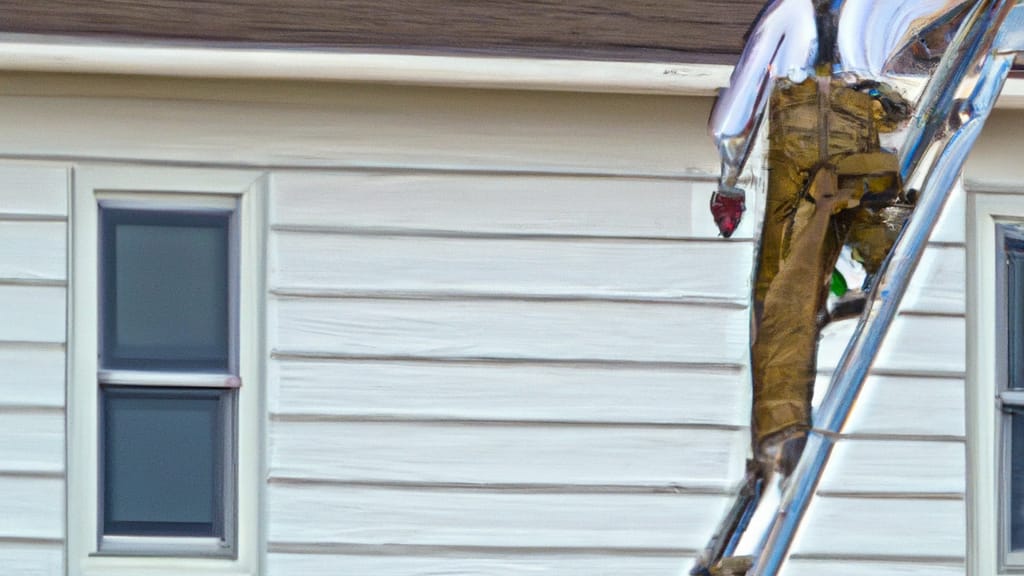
[
  {"left": 999, "top": 224, "right": 1024, "bottom": 569},
  {"left": 98, "top": 207, "right": 237, "bottom": 554},
  {"left": 102, "top": 386, "right": 231, "bottom": 540},
  {"left": 968, "top": 193, "right": 1024, "bottom": 575},
  {"left": 101, "top": 209, "right": 233, "bottom": 373},
  {"left": 69, "top": 167, "right": 263, "bottom": 576}
]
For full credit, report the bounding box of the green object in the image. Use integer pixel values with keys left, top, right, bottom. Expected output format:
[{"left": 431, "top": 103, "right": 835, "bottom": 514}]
[{"left": 830, "top": 270, "right": 848, "bottom": 297}]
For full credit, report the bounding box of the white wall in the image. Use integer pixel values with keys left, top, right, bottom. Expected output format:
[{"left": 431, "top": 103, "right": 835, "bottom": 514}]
[
  {"left": 0, "top": 72, "right": 753, "bottom": 575},
  {"left": 0, "top": 70, "right": 1016, "bottom": 575}
]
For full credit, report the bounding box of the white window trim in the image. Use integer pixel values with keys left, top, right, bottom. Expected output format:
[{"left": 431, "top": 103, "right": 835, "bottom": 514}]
[{"left": 68, "top": 165, "right": 265, "bottom": 576}]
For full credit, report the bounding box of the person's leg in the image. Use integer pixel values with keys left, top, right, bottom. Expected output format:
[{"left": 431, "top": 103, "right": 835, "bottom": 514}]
[{"left": 753, "top": 165, "right": 848, "bottom": 476}]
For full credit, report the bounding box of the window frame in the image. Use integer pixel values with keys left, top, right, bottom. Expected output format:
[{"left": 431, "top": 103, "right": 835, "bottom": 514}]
[
  {"left": 96, "top": 203, "right": 238, "bottom": 556},
  {"left": 68, "top": 166, "right": 264, "bottom": 576},
  {"left": 968, "top": 192, "right": 1024, "bottom": 575},
  {"left": 997, "top": 223, "right": 1024, "bottom": 570}
]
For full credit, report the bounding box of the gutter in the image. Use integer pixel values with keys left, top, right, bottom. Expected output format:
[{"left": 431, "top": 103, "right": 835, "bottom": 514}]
[
  {"left": 0, "top": 33, "right": 729, "bottom": 96},
  {"left": 0, "top": 33, "right": 1021, "bottom": 105}
]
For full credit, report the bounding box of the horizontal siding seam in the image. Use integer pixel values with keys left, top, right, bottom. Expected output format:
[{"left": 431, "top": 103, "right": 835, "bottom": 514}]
[
  {"left": 267, "top": 477, "right": 734, "bottom": 495},
  {"left": 254, "top": 164, "right": 721, "bottom": 180},
  {"left": 828, "top": 432, "right": 965, "bottom": 443},
  {"left": 0, "top": 470, "right": 64, "bottom": 479},
  {"left": 267, "top": 542, "right": 698, "bottom": 557},
  {"left": 0, "top": 278, "right": 66, "bottom": 288},
  {"left": 0, "top": 152, "right": 718, "bottom": 180},
  {"left": 964, "top": 182, "right": 1024, "bottom": 196},
  {"left": 0, "top": 405, "right": 64, "bottom": 415},
  {"left": 268, "top": 413, "right": 743, "bottom": 431},
  {"left": 0, "top": 213, "right": 66, "bottom": 222},
  {"left": 269, "top": 351, "right": 746, "bottom": 372},
  {"left": 787, "top": 552, "right": 964, "bottom": 564},
  {"left": 271, "top": 167, "right": 721, "bottom": 181},
  {"left": 271, "top": 224, "right": 753, "bottom": 243},
  {"left": 818, "top": 368, "right": 965, "bottom": 379},
  {"left": 0, "top": 340, "right": 66, "bottom": 349},
  {"left": 813, "top": 490, "right": 964, "bottom": 500},
  {"left": 869, "top": 368, "right": 966, "bottom": 379},
  {"left": 926, "top": 240, "right": 967, "bottom": 249},
  {"left": 0, "top": 537, "right": 64, "bottom": 547},
  {"left": 0, "top": 341, "right": 65, "bottom": 350},
  {"left": 265, "top": 226, "right": 963, "bottom": 247},
  {"left": 269, "top": 290, "right": 748, "bottom": 308},
  {"left": 898, "top": 309, "right": 965, "bottom": 319}
]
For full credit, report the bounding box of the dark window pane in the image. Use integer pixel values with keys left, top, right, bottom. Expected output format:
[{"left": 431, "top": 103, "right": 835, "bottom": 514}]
[
  {"left": 1011, "top": 247, "right": 1024, "bottom": 389},
  {"left": 1013, "top": 414, "right": 1024, "bottom": 550},
  {"left": 102, "top": 209, "right": 230, "bottom": 371},
  {"left": 103, "top": 387, "right": 224, "bottom": 537}
]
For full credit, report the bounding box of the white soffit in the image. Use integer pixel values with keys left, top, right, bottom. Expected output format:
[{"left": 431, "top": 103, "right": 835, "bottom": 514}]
[{"left": 1000, "top": 74, "right": 1024, "bottom": 108}]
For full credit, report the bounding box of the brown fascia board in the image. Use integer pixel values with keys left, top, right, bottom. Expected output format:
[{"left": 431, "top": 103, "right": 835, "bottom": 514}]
[
  {"left": 0, "top": 0, "right": 762, "bottom": 65},
  {"left": 1, "top": 1, "right": 1015, "bottom": 70}
]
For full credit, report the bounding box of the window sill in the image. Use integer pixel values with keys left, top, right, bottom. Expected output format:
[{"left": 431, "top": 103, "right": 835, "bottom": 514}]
[
  {"left": 93, "top": 535, "right": 233, "bottom": 558},
  {"left": 78, "top": 555, "right": 254, "bottom": 576}
]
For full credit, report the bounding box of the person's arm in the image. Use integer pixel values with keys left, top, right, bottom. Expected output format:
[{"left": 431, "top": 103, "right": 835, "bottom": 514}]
[
  {"left": 708, "top": 0, "right": 817, "bottom": 236},
  {"left": 708, "top": 0, "right": 817, "bottom": 190}
]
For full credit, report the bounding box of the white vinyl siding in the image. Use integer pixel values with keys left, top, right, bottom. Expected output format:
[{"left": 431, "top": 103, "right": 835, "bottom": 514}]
[
  {"left": 265, "top": 169, "right": 750, "bottom": 572},
  {"left": 0, "top": 163, "right": 68, "bottom": 575},
  {"left": 0, "top": 73, "right": 721, "bottom": 178}
]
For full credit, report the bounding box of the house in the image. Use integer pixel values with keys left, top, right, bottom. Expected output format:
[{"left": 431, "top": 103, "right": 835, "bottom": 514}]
[{"left": 0, "top": 2, "right": 1020, "bottom": 575}]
